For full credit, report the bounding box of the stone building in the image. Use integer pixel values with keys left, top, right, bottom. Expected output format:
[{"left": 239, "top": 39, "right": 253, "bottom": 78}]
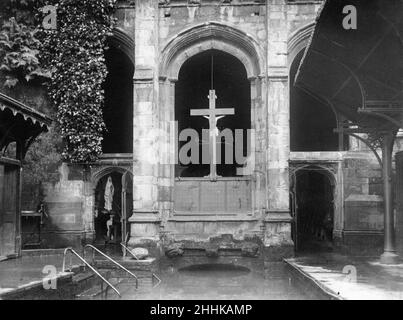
[{"left": 34, "top": 0, "right": 398, "bottom": 260}]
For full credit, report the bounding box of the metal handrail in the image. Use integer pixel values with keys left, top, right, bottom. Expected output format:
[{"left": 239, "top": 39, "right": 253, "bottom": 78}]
[
  {"left": 84, "top": 244, "right": 138, "bottom": 289},
  {"left": 62, "top": 247, "right": 121, "bottom": 297},
  {"left": 121, "top": 243, "right": 139, "bottom": 260},
  {"left": 121, "top": 243, "right": 161, "bottom": 288}
]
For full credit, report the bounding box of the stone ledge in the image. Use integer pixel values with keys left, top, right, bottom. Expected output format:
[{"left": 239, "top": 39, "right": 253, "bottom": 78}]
[
  {"left": 0, "top": 272, "right": 73, "bottom": 300},
  {"left": 284, "top": 259, "right": 342, "bottom": 300},
  {"left": 168, "top": 215, "right": 259, "bottom": 222}
]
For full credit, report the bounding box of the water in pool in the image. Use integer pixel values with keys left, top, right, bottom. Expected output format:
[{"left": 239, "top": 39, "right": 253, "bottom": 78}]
[{"left": 101, "top": 262, "right": 317, "bottom": 300}]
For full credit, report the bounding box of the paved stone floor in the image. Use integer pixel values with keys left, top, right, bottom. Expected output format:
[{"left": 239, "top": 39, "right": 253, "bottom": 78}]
[{"left": 286, "top": 253, "right": 403, "bottom": 300}]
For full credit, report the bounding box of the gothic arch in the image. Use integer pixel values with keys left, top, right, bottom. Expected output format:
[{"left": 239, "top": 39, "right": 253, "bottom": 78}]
[
  {"left": 160, "top": 22, "right": 265, "bottom": 80},
  {"left": 289, "top": 27, "right": 342, "bottom": 143},
  {"left": 290, "top": 164, "right": 337, "bottom": 187},
  {"left": 288, "top": 22, "right": 316, "bottom": 67},
  {"left": 158, "top": 22, "right": 268, "bottom": 213},
  {"left": 289, "top": 23, "right": 366, "bottom": 115},
  {"left": 91, "top": 166, "right": 133, "bottom": 189},
  {"left": 108, "top": 28, "right": 135, "bottom": 64}
]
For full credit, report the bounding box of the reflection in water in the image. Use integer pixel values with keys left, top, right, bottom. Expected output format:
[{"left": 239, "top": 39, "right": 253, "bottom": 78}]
[
  {"left": 179, "top": 264, "right": 250, "bottom": 277},
  {"left": 111, "top": 263, "right": 315, "bottom": 300}
]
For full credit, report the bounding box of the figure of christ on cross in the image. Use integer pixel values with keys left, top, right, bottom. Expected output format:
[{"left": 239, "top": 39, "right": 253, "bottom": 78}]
[{"left": 190, "top": 89, "right": 235, "bottom": 180}]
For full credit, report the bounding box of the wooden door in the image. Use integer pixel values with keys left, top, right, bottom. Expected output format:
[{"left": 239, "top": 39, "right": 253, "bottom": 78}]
[{"left": 0, "top": 162, "right": 20, "bottom": 257}]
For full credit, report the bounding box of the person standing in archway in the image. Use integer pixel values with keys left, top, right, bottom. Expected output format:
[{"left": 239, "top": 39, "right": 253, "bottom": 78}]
[
  {"left": 104, "top": 176, "right": 114, "bottom": 212},
  {"left": 104, "top": 176, "right": 115, "bottom": 241}
]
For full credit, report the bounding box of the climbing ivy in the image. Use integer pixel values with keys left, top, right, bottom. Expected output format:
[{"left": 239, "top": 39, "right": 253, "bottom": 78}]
[
  {"left": 0, "top": 13, "right": 51, "bottom": 88},
  {"left": 41, "top": 0, "right": 116, "bottom": 163}
]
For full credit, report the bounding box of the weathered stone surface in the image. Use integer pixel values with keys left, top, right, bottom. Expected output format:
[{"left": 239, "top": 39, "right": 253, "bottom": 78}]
[
  {"left": 39, "top": 1, "right": 388, "bottom": 259},
  {"left": 165, "top": 243, "right": 184, "bottom": 258},
  {"left": 131, "top": 247, "right": 149, "bottom": 260},
  {"left": 241, "top": 243, "right": 260, "bottom": 258},
  {"left": 205, "top": 247, "right": 219, "bottom": 258}
]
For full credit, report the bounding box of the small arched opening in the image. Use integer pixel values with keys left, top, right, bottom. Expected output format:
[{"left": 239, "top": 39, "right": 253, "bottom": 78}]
[
  {"left": 93, "top": 169, "right": 133, "bottom": 249},
  {"left": 292, "top": 166, "right": 335, "bottom": 253}
]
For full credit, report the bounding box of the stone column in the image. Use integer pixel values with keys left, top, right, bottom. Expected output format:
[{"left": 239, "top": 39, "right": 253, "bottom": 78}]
[
  {"left": 128, "top": 0, "right": 161, "bottom": 249},
  {"left": 263, "top": 0, "right": 293, "bottom": 261},
  {"left": 264, "top": 75, "right": 294, "bottom": 260},
  {"left": 380, "top": 132, "right": 398, "bottom": 264},
  {"left": 82, "top": 166, "right": 95, "bottom": 244}
]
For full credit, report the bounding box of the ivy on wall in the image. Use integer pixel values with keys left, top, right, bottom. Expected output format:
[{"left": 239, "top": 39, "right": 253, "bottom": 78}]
[
  {"left": 0, "top": 0, "right": 117, "bottom": 163},
  {"left": 41, "top": 0, "right": 117, "bottom": 163},
  {"left": 0, "top": 0, "right": 51, "bottom": 88}
]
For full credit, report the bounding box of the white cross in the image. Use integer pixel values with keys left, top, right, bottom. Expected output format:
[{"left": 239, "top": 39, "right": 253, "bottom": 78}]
[{"left": 190, "top": 90, "right": 235, "bottom": 180}]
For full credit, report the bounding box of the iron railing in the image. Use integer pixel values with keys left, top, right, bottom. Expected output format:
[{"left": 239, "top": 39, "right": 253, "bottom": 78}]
[
  {"left": 84, "top": 244, "right": 138, "bottom": 289},
  {"left": 62, "top": 247, "right": 121, "bottom": 297}
]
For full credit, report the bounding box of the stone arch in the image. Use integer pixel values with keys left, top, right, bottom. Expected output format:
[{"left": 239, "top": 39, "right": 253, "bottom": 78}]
[
  {"left": 288, "top": 22, "right": 316, "bottom": 67},
  {"left": 158, "top": 22, "right": 268, "bottom": 214},
  {"left": 160, "top": 22, "right": 265, "bottom": 81},
  {"left": 89, "top": 165, "right": 134, "bottom": 244},
  {"left": 288, "top": 23, "right": 366, "bottom": 114},
  {"left": 290, "top": 163, "right": 342, "bottom": 250},
  {"left": 91, "top": 166, "right": 133, "bottom": 190},
  {"left": 108, "top": 28, "right": 135, "bottom": 64},
  {"left": 288, "top": 23, "right": 340, "bottom": 117},
  {"left": 290, "top": 164, "right": 337, "bottom": 187},
  {"left": 289, "top": 27, "right": 342, "bottom": 149}
]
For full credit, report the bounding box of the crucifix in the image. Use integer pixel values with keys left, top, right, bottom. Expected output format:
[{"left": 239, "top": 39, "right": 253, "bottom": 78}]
[{"left": 190, "top": 89, "right": 235, "bottom": 180}]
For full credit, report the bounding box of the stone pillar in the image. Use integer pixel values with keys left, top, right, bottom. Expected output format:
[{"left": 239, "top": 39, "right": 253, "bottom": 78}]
[
  {"left": 82, "top": 167, "right": 95, "bottom": 244},
  {"left": 380, "top": 132, "right": 398, "bottom": 264},
  {"left": 264, "top": 76, "right": 294, "bottom": 260},
  {"left": 395, "top": 151, "right": 403, "bottom": 256},
  {"left": 263, "top": 0, "right": 293, "bottom": 261},
  {"left": 128, "top": 0, "right": 161, "bottom": 249}
]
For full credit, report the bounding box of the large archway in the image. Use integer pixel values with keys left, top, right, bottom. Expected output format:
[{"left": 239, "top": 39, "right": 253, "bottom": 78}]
[
  {"left": 175, "top": 49, "right": 251, "bottom": 178},
  {"left": 102, "top": 40, "right": 134, "bottom": 154},
  {"left": 159, "top": 23, "right": 266, "bottom": 215},
  {"left": 290, "top": 50, "right": 344, "bottom": 152}
]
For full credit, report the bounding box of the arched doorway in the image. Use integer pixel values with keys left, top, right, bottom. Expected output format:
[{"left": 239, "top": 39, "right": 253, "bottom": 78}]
[
  {"left": 291, "top": 166, "right": 335, "bottom": 253},
  {"left": 93, "top": 170, "right": 133, "bottom": 250},
  {"left": 175, "top": 49, "right": 251, "bottom": 178}
]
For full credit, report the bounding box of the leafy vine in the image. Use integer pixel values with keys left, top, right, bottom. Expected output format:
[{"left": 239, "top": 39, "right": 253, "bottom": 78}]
[{"left": 40, "top": 0, "right": 116, "bottom": 163}]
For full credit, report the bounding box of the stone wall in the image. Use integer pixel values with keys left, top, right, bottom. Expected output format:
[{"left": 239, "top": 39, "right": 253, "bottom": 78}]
[
  {"left": 340, "top": 153, "right": 384, "bottom": 254},
  {"left": 40, "top": 164, "right": 88, "bottom": 248},
  {"left": 21, "top": 0, "right": 400, "bottom": 258}
]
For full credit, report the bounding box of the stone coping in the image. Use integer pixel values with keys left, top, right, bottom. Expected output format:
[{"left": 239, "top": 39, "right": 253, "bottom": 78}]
[
  {"left": 285, "top": 256, "right": 403, "bottom": 300},
  {"left": 22, "top": 249, "right": 67, "bottom": 257},
  {"left": 168, "top": 215, "right": 258, "bottom": 222},
  {"left": 284, "top": 259, "right": 342, "bottom": 300},
  {"left": 0, "top": 271, "right": 74, "bottom": 300}
]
